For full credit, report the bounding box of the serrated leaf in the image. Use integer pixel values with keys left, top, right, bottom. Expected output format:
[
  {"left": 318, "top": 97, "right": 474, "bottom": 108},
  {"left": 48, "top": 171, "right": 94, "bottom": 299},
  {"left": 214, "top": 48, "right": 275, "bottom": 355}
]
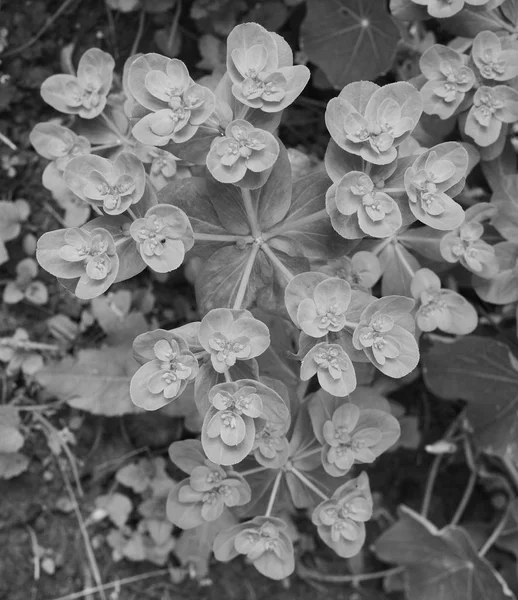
[
  {"left": 373, "top": 505, "right": 514, "bottom": 600},
  {"left": 301, "top": 0, "right": 400, "bottom": 88},
  {"left": 423, "top": 337, "right": 518, "bottom": 460},
  {"left": 35, "top": 345, "right": 140, "bottom": 416}
]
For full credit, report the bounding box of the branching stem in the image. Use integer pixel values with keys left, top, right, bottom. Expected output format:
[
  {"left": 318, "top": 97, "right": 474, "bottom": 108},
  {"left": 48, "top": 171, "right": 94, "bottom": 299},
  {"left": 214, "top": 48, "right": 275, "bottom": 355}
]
[
  {"left": 261, "top": 243, "right": 295, "bottom": 284},
  {"left": 194, "top": 232, "right": 251, "bottom": 243},
  {"left": 479, "top": 502, "right": 512, "bottom": 556},
  {"left": 394, "top": 242, "right": 415, "bottom": 279},
  {"left": 265, "top": 471, "right": 283, "bottom": 517},
  {"left": 289, "top": 466, "right": 329, "bottom": 501},
  {"left": 263, "top": 209, "right": 329, "bottom": 240},
  {"left": 232, "top": 242, "right": 260, "bottom": 310},
  {"left": 241, "top": 189, "right": 261, "bottom": 238}
]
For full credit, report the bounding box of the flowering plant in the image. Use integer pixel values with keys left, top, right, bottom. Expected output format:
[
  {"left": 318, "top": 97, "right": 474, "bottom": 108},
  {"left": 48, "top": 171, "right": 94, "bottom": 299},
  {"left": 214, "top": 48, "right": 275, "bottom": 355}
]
[{"left": 25, "top": 3, "right": 518, "bottom": 590}]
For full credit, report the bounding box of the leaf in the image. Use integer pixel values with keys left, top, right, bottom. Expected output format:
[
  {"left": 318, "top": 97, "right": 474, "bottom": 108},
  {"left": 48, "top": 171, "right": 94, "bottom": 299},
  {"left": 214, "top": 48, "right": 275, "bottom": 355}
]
[
  {"left": 0, "top": 407, "right": 24, "bottom": 453},
  {"left": 270, "top": 172, "right": 355, "bottom": 260},
  {"left": 195, "top": 244, "right": 262, "bottom": 313},
  {"left": 441, "top": 7, "right": 508, "bottom": 38},
  {"left": 423, "top": 336, "right": 518, "bottom": 460},
  {"left": 0, "top": 452, "right": 30, "bottom": 479},
  {"left": 373, "top": 506, "right": 514, "bottom": 600},
  {"left": 301, "top": 0, "right": 400, "bottom": 88},
  {"left": 175, "top": 512, "right": 237, "bottom": 578},
  {"left": 96, "top": 493, "right": 133, "bottom": 528},
  {"left": 35, "top": 345, "right": 140, "bottom": 416}
]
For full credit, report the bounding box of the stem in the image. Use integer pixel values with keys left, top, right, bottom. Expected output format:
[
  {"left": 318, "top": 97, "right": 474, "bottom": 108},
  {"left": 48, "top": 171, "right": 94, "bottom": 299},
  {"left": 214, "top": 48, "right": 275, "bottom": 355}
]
[
  {"left": 100, "top": 113, "right": 133, "bottom": 146},
  {"left": 373, "top": 235, "right": 396, "bottom": 256},
  {"left": 193, "top": 232, "right": 250, "bottom": 243},
  {"left": 421, "top": 417, "right": 461, "bottom": 518},
  {"left": 127, "top": 207, "right": 138, "bottom": 221},
  {"left": 293, "top": 447, "right": 321, "bottom": 462},
  {"left": 91, "top": 205, "right": 104, "bottom": 216},
  {"left": 343, "top": 319, "right": 360, "bottom": 330},
  {"left": 261, "top": 243, "right": 295, "bottom": 284},
  {"left": 241, "top": 189, "right": 261, "bottom": 238},
  {"left": 297, "top": 563, "right": 404, "bottom": 584},
  {"left": 479, "top": 503, "right": 512, "bottom": 556},
  {"left": 394, "top": 243, "right": 415, "bottom": 279},
  {"left": 91, "top": 143, "right": 121, "bottom": 152},
  {"left": 0, "top": 338, "right": 60, "bottom": 352},
  {"left": 224, "top": 370, "right": 232, "bottom": 383},
  {"left": 450, "top": 469, "right": 477, "bottom": 526},
  {"left": 265, "top": 471, "right": 283, "bottom": 517},
  {"left": 239, "top": 465, "right": 268, "bottom": 477},
  {"left": 289, "top": 466, "right": 329, "bottom": 501},
  {"left": 232, "top": 243, "right": 260, "bottom": 310},
  {"left": 382, "top": 187, "right": 406, "bottom": 194},
  {"left": 0, "top": 131, "right": 17, "bottom": 150},
  {"left": 130, "top": 9, "right": 146, "bottom": 56},
  {"left": 263, "top": 209, "right": 329, "bottom": 240}
]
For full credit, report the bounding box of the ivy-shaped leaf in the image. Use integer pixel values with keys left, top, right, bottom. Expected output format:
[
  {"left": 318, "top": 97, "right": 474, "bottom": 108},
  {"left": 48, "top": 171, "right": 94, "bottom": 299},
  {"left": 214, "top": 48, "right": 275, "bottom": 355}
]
[
  {"left": 423, "top": 336, "right": 518, "bottom": 461},
  {"left": 301, "top": 0, "right": 400, "bottom": 88},
  {"left": 373, "top": 506, "right": 514, "bottom": 600}
]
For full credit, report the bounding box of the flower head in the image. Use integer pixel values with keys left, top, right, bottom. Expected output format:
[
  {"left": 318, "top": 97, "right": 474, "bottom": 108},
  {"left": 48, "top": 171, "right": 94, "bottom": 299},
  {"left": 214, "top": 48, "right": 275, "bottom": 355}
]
[
  {"left": 420, "top": 45, "right": 475, "bottom": 119},
  {"left": 214, "top": 516, "right": 295, "bottom": 580},
  {"left": 301, "top": 342, "right": 357, "bottom": 397},
  {"left": 312, "top": 472, "right": 373, "bottom": 558},
  {"left": 130, "top": 204, "right": 194, "bottom": 273},
  {"left": 37, "top": 226, "right": 119, "bottom": 300},
  {"left": 41, "top": 48, "right": 115, "bottom": 119},
  {"left": 320, "top": 252, "right": 381, "bottom": 292},
  {"left": 472, "top": 31, "right": 518, "bottom": 82},
  {"left": 130, "top": 333, "right": 199, "bottom": 410},
  {"left": 198, "top": 308, "right": 270, "bottom": 373},
  {"left": 411, "top": 268, "right": 477, "bottom": 334},
  {"left": 30, "top": 123, "right": 91, "bottom": 172},
  {"left": 3, "top": 258, "right": 48, "bottom": 306},
  {"left": 207, "top": 119, "right": 279, "bottom": 185},
  {"left": 129, "top": 56, "right": 215, "bottom": 145},
  {"left": 465, "top": 85, "right": 518, "bottom": 147}
]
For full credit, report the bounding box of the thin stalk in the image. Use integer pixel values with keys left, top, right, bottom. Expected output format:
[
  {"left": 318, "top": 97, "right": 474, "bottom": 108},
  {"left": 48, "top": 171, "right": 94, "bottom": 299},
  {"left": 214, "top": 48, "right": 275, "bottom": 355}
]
[
  {"left": 194, "top": 232, "right": 251, "bottom": 243},
  {"left": 91, "top": 143, "right": 121, "bottom": 152},
  {"left": 293, "top": 446, "right": 321, "bottom": 462},
  {"left": 394, "top": 243, "right": 415, "bottom": 279},
  {"left": 127, "top": 207, "right": 138, "bottom": 221},
  {"left": 0, "top": 338, "right": 60, "bottom": 352},
  {"left": 373, "top": 235, "right": 396, "bottom": 256},
  {"left": 290, "top": 466, "right": 329, "bottom": 501},
  {"left": 0, "top": 131, "right": 17, "bottom": 150},
  {"left": 130, "top": 9, "right": 146, "bottom": 56},
  {"left": 265, "top": 471, "right": 283, "bottom": 517},
  {"left": 421, "top": 417, "right": 461, "bottom": 518},
  {"left": 241, "top": 189, "right": 261, "bottom": 238},
  {"left": 479, "top": 503, "right": 512, "bottom": 556},
  {"left": 382, "top": 187, "right": 406, "bottom": 194},
  {"left": 450, "top": 469, "right": 477, "bottom": 526},
  {"left": 261, "top": 243, "right": 295, "bottom": 284},
  {"left": 297, "top": 563, "right": 405, "bottom": 584},
  {"left": 239, "top": 465, "right": 268, "bottom": 477},
  {"left": 263, "top": 209, "right": 329, "bottom": 240},
  {"left": 100, "top": 113, "right": 133, "bottom": 146},
  {"left": 232, "top": 243, "right": 260, "bottom": 310},
  {"left": 224, "top": 370, "right": 232, "bottom": 383},
  {"left": 91, "top": 205, "right": 104, "bottom": 216}
]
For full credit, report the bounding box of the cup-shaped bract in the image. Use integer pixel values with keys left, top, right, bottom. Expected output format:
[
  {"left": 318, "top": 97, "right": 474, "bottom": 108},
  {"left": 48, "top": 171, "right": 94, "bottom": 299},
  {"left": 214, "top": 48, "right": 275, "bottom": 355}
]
[
  {"left": 36, "top": 226, "right": 119, "bottom": 300},
  {"left": 226, "top": 23, "right": 310, "bottom": 113},
  {"left": 301, "top": 342, "right": 357, "bottom": 397},
  {"left": 440, "top": 220, "right": 499, "bottom": 278},
  {"left": 167, "top": 461, "right": 251, "bottom": 529},
  {"left": 419, "top": 45, "right": 475, "bottom": 120},
  {"left": 64, "top": 152, "right": 146, "bottom": 215},
  {"left": 252, "top": 421, "right": 290, "bottom": 469},
  {"left": 473, "top": 241, "right": 518, "bottom": 305},
  {"left": 472, "top": 31, "right": 518, "bottom": 82},
  {"left": 410, "top": 268, "right": 477, "bottom": 335},
  {"left": 198, "top": 308, "right": 270, "bottom": 373},
  {"left": 30, "top": 123, "right": 91, "bottom": 172},
  {"left": 464, "top": 85, "right": 518, "bottom": 147},
  {"left": 285, "top": 273, "right": 353, "bottom": 338},
  {"left": 213, "top": 516, "right": 295, "bottom": 580},
  {"left": 206, "top": 119, "right": 279, "bottom": 185},
  {"left": 130, "top": 204, "right": 194, "bottom": 273},
  {"left": 201, "top": 379, "right": 290, "bottom": 466},
  {"left": 133, "top": 143, "right": 181, "bottom": 190},
  {"left": 311, "top": 402, "right": 401, "bottom": 477},
  {"left": 320, "top": 252, "right": 382, "bottom": 292},
  {"left": 409, "top": 0, "right": 502, "bottom": 18},
  {"left": 128, "top": 55, "right": 216, "bottom": 145},
  {"left": 327, "top": 171, "right": 403, "bottom": 239},
  {"left": 312, "top": 472, "right": 373, "bottom": 558},
  {"left": 41, "top": 48, "right": 115, "bottom": 119},
  {"left": 326, "top": 81, "right": 422, "bottom": 165},
  {"left": 130, "top": 332, "right": 199, "bottom": 410},
  {"left": 352, "top": 296, "right": 419, "bottom": 378},
  {"left": 404, "top": 142, "right": 467, "bottom": 230}
]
